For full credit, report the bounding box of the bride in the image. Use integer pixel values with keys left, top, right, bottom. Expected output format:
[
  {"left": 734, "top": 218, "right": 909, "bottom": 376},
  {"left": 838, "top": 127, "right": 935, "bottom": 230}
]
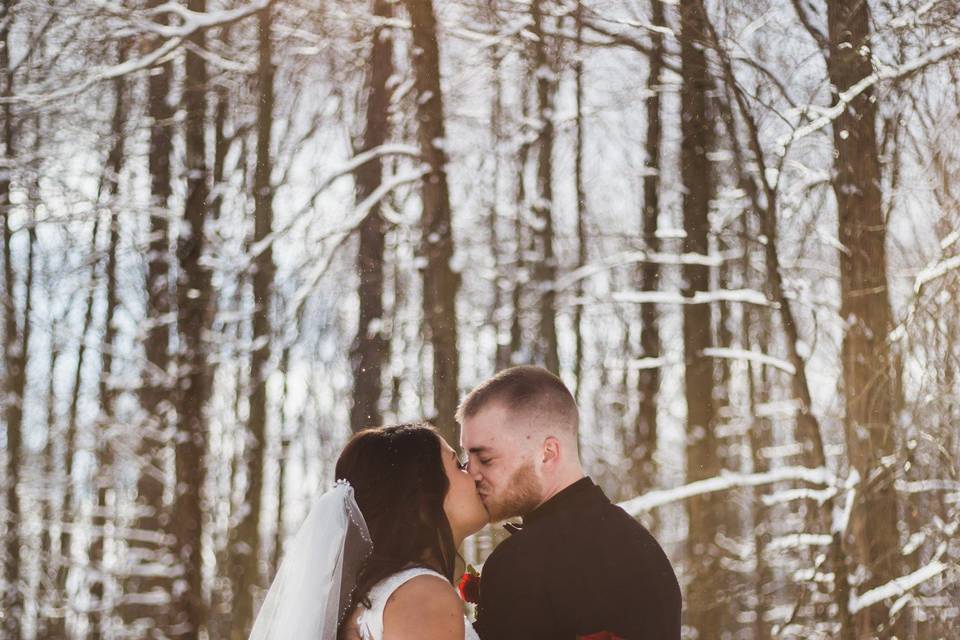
[{"left": 249, "top": 422, "right": 488, "bottom": 640}]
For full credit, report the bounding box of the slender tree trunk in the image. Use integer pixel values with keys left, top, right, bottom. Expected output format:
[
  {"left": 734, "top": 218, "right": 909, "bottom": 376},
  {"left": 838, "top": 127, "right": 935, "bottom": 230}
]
[
  {"left": 1, "top": 0, "right": 23, "bottom": 631},
  {"left": 403, "top": 0, "right": 460, "bottom": 443},
  {"left": 123, "top": 4, "right": 176, "bottom": 632},
  {"left": 826, "top": 1, "right": 902, "bottom": 636},
  {"left": 530, "top": 0, "right": 559, "bottom": 375},
  {"left": 488, "top": 8, "right": 510, "bottom": 372},
  {"left": 172, "top": 0, "right": 213, "bottom": 633},
  {"left": 89, "top": 51, "right": 127, "bottom": 638},
  {"left": 350, "top": 0, "right": 394, "bottom": 432},
  {"left": 679, "top": 1, "right": 721, "bottom": 637},
  {"left": 273, "top": 345, "right": 291, "bottom": 575},
  {"left": 509, "top": 78, "right": 532, "bottom": 365},
  {"left": 40, "top": 302, "right": 61, "bottom": 637},
  {"left": 230, "top": 6, "right": 276, "bottom": 637},
  {"left": 572, "top": 0, "right": 587, "bottom": 394},
  {"left": 634, "top": 0, "right": 664, "bottom": 496}
]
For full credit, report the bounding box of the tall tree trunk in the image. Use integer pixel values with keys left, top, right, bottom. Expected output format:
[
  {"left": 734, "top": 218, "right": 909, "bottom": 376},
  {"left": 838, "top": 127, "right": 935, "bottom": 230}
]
[
  {"left": 634, "top": 0, "right": 664, "bottom": 496},
  {"left": 1, "top": 0, "right": 23, "bottom": 631},
  {"left": 123, "top": 4, "right": 176, "bottom": 632},
  {"left": 488, "top": 6, "right": 510, "bottom": 372},
  {"left": 529, "top": 0, "right": 559, "bottom": 375},
  {"left": 90, "top": 50, "right": 127, "bottom": 638},
  {"left": 40, "top": 311, "right": 62, "bottom": 638},
  {"left": 172, "top": 0, "right": 213, "bottom": 633},
  {"left": 230, "top": 6, "right": 276, "bottom": 637},
  {"left": 572, "top": 0, "right": 587, "bottom": 394},
  {"left": 679, "top": 1, "right": 721, "bottom": 637},
  {"left": 509, "top": 78, "right": 532, "bottom": 365},
  {"left": 826, "top": 0, "right": 902, "bottom": 636},
  {"left": 350, "top": 0, "right": 394, "bottom": 432},
  {"left": 403, "top": 0, "right": 460, "bottom": 443},
  {"left": 272, "top": 345, "right": 291, "bottom": 575}
]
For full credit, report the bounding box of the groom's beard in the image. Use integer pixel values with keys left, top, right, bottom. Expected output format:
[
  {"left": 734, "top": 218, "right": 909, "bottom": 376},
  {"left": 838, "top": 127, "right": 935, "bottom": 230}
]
[{"left": 483, "top": 461, "right": 543, "bottom": 523}]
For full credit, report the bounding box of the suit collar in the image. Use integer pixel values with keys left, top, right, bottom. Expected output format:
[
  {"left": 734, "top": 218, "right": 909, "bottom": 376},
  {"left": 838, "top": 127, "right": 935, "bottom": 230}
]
[{"left": 502, "top": 477, "right": 607, "bottom": 534}]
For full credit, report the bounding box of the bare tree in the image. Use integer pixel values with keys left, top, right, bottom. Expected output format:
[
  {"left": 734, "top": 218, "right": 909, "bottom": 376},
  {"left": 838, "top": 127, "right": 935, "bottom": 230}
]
[
  {"left": 403, "top": 0, "right": 460, "bottom": 443},
  {"left": 679, "top": 0, "right": 721, "bottom": 636},
  {"left": 530, "top": 0, "right": 559, "bottom": 375},
  {"left": 89, "top": 42, "right": 128, "bottom": 638},
  {"left": 825, "top": 0, "right": 903, "bottom": 635},
  {"left": 350, "top": 0, "right": 395, "bottom": 433},
  {"left": 123, "top": 3, "right": 177, "bottom": 634},
  {"left": 1, "top": 0, "right": 24, "bottom": 633},
  {"left": 172, "top": 0, "right": 214, "bottom": 632},
  {"left": 230, "top": 4, "right": 277, "bottom": 637},
  {"left": 633, "top": 0, "right": 665, "bottom": 496}
]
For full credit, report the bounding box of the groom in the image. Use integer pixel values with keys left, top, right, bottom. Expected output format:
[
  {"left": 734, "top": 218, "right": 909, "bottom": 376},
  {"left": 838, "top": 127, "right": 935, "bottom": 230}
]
[{"left": 459, "top": 365, "right": 681, "bottom": 639}]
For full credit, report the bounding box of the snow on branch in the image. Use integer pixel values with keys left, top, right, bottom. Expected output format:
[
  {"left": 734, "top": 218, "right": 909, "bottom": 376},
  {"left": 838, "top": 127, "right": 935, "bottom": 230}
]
[
  {"left": 553, "top": 249, "right": 727, "bottom": 292},
  {"left": 5, "top": 35, "right": 184, "bottom": 105},
  {"left": 240, "top": 145, "right": 422, "bottom": 266},
  {"left": 139, "top": 0, "right": 274, "bottom": 38},
  {"left": 311, "top": 144, "right": 421, "bottom": 195},
  {"left": 913, "top": 254, "right": 960, "bottom": 294},
  {"left": 702, "top": 348, "right": 797, "bottom": 375},
  {"left": 849, "top": 558, "right": 951, "bottom": 614},
  {"left": 618, "top": 466, "right": 837, "bottom": 516},
  {"left": 5, "top": 0, "right": 274, "bottom": 105},
  {"left": 580, "top": 288, "right": 775, "bottom": 308},
  {"left": 777, "top": 37, "right": 960, "bottom": 150},
  {"left": 767, "top": 533, "right": 834, "bottom": 552},
  {"left": 285, "top": 167, "right": 429, "bottom": 323}
]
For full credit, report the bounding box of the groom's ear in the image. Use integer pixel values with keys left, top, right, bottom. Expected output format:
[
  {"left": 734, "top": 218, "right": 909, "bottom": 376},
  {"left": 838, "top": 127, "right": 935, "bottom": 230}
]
[{"left": 541, "top": 436, "right": 561, "bottom": 465}]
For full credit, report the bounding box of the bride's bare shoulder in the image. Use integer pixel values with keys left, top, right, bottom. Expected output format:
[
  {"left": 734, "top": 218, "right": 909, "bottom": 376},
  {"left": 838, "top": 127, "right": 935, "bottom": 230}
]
[{"left": 383, "top": 575, "right": 464, "bottom": 639}]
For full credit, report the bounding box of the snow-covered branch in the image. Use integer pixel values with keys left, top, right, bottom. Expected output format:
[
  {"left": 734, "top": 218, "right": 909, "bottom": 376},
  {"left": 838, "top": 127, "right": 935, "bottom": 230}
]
[
  {"left": 619, "top": 466, "right": 837, "bottom": 516},
  {"left": 849, "top": 558, "right": 952, "bottom": 614},
  {"left": 702, "top": 348, "right": 797, "bottom": 375},
  {"left": 577, "top": 288, "right": 775, "bottom": 308},
  {"left": 4, "top": 0, "right": 274, "bottom": 105},
  {"left": 777, "top": 37, "right": 960, "bottom": 150},
  {"left": 553, "top": 249, "right": 729, "bottom": 292},
  {"left": 913, "top": 254, "right": 960, "bottom": 294}
]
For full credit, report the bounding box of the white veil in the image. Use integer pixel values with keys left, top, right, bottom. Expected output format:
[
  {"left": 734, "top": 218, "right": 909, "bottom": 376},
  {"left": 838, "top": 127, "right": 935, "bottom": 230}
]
[{"left": 249, "top": 480, "right": 373, "bottom": 640}]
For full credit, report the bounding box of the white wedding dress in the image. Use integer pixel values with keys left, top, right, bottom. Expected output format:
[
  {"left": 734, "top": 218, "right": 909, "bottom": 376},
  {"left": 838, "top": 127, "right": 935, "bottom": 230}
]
[{"left": 355, "top": 567, "right": 480, "bottom": 640}]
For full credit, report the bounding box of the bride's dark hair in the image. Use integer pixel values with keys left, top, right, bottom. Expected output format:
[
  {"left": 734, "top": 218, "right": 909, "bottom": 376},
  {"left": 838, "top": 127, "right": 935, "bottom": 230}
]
[{"left": 335, "top": 422, "right": 457, "bottom": 633}]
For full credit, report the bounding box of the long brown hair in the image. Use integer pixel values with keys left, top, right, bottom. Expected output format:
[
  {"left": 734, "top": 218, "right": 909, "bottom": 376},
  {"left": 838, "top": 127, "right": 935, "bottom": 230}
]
[{"left": 335, "top": 423, "right": 456, "bottom": 631}]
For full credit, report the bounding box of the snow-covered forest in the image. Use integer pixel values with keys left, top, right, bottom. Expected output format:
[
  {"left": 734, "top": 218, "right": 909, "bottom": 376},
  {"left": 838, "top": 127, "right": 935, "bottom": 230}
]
[{"left": 1, "top": 0, "right": 958, "bottom": 638}]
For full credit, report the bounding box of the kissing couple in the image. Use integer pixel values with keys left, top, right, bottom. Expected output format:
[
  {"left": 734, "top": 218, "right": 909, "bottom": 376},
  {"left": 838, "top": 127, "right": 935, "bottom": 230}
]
[{"left": 250, "top": 365, "right": 682, "bottom": 640}]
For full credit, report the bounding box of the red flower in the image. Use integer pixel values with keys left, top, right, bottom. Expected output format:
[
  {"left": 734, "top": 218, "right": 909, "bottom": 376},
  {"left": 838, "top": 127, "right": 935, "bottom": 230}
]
[
  {"left": 576, "top": 633, "right": 625, "bottom": 640},
  {"left": 457, "top": 571, "right": 481, "bottom": 604}
]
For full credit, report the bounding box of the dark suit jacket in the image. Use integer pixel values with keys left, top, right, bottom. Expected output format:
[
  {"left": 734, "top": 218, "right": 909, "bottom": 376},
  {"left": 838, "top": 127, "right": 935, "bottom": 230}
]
[{"left": 474, "top": 477, "right": 681, "bottom": 640}]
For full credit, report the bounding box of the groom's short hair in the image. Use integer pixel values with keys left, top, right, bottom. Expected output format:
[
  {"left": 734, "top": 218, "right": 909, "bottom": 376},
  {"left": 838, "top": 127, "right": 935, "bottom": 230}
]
[{"left": 456, "top": 365, "right": 579, "bottom": 434}]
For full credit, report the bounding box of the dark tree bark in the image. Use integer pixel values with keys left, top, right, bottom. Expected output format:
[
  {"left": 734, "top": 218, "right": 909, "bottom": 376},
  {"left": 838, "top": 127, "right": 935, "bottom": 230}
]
[
  {"left": 509, "top": 77, "right": 532, "bottom": 365},
  {"left": 572, "top": 0, "right": 587, "bottom": 394},
  {"left": 90, "top": 47, "right": 128, "bottom": 638},
  {"left": 826, "top": 0, "right": 903, "bottom": 635},
  {"left": 123, "top": 3, "right": 176, "bottom": 632},
  {"left": 633, "top": 0, "right": 664, "bottom": 495},
  {"left": 350, "top": 0, "right": 394, "bottom": 432},
  {"left": 403, "top": 0, "right": 460, "bottom": 443},
  {"left": 1, "top": 1, "right": 23, "bottom": 632},
  {"left": 273, "top": 345, "right": 292, "bottom": 575},
  {"left": 679, "top": 1, "right": 721, "bottom": 637},
  {"left": 230, "top": 5, "right": 276, "bottom": 637},
  {"left": 488, "top": 2, "right": 510, "bottom": 372},
  {"left": 172, "top": 0, "right": 214, "bottom": 633},
  {"left": 529, "top": 0, "right": 559, "bottom": 375}
]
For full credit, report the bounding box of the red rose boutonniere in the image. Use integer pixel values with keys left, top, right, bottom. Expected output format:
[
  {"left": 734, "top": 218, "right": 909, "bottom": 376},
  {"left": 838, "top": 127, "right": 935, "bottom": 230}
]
[
  {"left": 576, "top": 632, "right": 626, "bottom": 640},
  {"left": 457, "top": 565, "right": 481, "bottom": 604}
]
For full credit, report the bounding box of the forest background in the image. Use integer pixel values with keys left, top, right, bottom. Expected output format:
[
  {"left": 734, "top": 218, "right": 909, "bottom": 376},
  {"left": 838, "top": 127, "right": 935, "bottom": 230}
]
[{"left": 0, "top": 0, "right": 959, "bottom": 638}]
